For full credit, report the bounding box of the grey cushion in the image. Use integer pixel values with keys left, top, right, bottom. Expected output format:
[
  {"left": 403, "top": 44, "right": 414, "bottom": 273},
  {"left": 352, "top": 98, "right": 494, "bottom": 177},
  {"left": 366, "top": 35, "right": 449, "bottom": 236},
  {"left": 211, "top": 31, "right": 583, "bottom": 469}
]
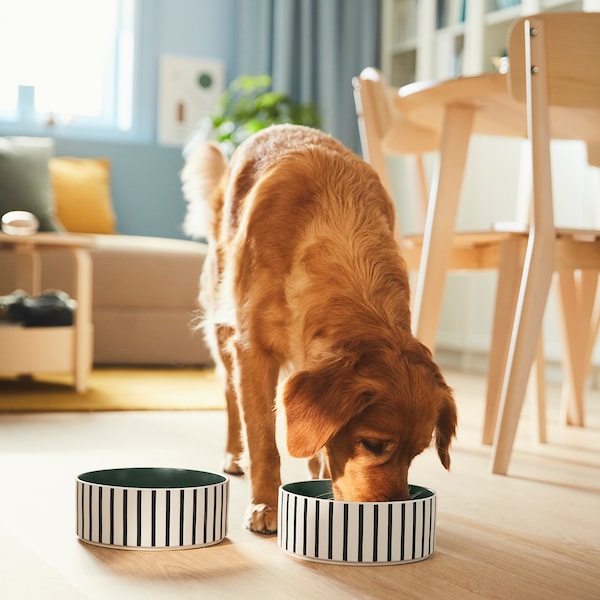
[{"left": 0, "top": 137, "right": 62, "bottom": 232}]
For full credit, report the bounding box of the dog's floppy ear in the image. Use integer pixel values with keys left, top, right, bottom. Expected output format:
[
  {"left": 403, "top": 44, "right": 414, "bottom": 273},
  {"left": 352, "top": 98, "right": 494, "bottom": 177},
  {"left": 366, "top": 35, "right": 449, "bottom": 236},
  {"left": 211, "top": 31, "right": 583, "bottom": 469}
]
[
  {"left": 280, "top": 365, "right": 369, "bottom": 458},
  {"left": 404, "top": 338, "right": 458, "bottom": 471},
  {"left": 435, "top": 388, "right": 457, "bottom": 470}
]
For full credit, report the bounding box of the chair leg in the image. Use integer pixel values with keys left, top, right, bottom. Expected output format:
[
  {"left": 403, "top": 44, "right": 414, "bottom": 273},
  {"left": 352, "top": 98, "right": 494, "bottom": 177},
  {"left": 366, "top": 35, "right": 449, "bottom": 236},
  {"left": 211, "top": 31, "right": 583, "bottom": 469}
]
[
  {"left": 556, "top": 270, "right": 598, "bottom": 427},
  {"left": 483, "top": 237, "right": 526, "bottom": 445},
  {"left": 528, "top": 336, "right": 547, "bottom": 444},
  {"left": 491, "top": 234, "right": 555, "bottom": 475},
  {"left": 484, "top": 236, "right": 547, "bottom": 446}
]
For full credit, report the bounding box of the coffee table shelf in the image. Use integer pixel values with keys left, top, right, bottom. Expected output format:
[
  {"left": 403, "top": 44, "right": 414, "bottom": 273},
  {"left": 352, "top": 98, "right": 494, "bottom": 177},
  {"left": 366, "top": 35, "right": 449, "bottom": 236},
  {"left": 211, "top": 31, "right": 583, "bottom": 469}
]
[{"left": 0, "top": 233, "right": 94, "bottom": 392}]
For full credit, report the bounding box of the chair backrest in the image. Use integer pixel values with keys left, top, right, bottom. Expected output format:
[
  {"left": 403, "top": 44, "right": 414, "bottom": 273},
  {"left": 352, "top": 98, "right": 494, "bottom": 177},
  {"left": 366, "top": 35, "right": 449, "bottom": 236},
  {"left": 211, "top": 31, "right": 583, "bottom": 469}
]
[
  {"left": 507, "top": 12, "right": 600, "bottom": 233},
  {"left": 508, "top": 12, "right": 600, "bottom": 110},
  {"left": 352, "top": 67, "right": 439, "bottom": 232},
  {"left": 352, "top": 67, "right": 396, "bottom": 195}
]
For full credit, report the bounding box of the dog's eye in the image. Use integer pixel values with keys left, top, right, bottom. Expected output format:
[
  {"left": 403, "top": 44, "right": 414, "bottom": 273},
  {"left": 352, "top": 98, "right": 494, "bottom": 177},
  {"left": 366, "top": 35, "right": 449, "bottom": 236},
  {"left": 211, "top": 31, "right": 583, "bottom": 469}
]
[{"left": 360, "top": 439, "right": 392, "bottom": 456}]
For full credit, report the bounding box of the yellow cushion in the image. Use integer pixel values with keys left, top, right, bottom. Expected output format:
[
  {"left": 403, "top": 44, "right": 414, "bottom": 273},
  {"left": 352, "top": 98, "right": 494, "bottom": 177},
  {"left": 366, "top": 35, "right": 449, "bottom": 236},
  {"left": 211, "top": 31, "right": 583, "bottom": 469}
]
[{"left": 49, "top": 157, "right": 116, "bottom": 234}]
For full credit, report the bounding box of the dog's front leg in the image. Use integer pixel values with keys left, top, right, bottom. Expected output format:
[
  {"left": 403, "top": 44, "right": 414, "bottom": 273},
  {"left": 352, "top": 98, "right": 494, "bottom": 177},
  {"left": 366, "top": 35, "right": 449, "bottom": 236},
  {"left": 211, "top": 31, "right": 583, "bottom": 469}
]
[
  {"left": 214, "top": 325, "right": 244, "bottom": 475},
  {"left": 308, "top": 453, "right": 331, "bottom": 479},
  {"left": 234, "top": 344, "right": 280, "bottom": 534}
]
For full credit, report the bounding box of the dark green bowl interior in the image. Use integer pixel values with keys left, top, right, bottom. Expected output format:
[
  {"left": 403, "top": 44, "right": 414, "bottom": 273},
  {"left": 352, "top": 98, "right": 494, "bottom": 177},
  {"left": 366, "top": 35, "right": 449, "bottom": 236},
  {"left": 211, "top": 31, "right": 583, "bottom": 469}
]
[
  {"left": 78, "top": 467, "right": 226, "bottom": 489},
  {"left": 282, "top": 480, "right": 434, "bottom": 501}
]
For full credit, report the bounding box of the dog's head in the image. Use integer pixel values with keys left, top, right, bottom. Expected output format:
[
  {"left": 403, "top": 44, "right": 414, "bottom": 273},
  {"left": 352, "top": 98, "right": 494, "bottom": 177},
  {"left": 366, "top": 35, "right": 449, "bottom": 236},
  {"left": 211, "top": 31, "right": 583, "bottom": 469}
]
[{"left": 280, "top": 338, "right": 457, "bottom": 502}]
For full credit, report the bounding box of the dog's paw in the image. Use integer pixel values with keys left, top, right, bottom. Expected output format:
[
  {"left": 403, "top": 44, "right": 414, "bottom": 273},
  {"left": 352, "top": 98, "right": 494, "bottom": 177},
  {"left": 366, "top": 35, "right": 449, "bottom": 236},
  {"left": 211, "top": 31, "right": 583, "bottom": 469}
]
[
  {"left": 223, "top": 452, "right": 244, "bottom": 476},
  {"left": 244, "top": 503, "right": 278, "bottom": 535}
]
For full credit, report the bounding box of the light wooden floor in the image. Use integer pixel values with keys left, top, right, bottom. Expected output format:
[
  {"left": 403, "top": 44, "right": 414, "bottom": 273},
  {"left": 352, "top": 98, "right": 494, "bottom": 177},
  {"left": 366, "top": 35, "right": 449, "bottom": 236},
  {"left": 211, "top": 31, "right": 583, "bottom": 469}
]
[{"left": 0, "top": 370, "right": 598, "bottom": 599}]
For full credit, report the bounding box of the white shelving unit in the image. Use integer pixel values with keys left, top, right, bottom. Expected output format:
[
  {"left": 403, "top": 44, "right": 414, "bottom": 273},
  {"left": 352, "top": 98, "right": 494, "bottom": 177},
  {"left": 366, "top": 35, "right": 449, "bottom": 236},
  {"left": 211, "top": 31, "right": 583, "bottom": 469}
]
[
  {"left": 381, "top": 0, "right": 600, "bottom": 86},
  {"left": 379, "top": 0, "right": 600, "bottom": 372}
]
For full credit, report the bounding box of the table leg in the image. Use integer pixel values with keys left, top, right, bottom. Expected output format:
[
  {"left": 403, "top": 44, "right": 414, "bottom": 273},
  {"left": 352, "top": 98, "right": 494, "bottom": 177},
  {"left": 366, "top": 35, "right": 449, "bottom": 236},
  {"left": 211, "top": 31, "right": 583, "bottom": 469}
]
[
  {"left": 15, "top": 248, "right": 41, "bottom": 295},
  {"left": 412, "top": 104, "right": 475, "bottom": 351},
  {"left": 70, "top": 248, "right": 93, "bottom": 393}
]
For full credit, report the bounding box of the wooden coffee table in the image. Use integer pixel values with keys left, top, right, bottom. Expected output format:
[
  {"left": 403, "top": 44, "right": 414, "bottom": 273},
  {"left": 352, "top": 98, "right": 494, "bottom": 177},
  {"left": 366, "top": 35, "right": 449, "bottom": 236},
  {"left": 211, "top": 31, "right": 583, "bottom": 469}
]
[{"left": 0, "top": 233, "right": 94, "bottom": 392}]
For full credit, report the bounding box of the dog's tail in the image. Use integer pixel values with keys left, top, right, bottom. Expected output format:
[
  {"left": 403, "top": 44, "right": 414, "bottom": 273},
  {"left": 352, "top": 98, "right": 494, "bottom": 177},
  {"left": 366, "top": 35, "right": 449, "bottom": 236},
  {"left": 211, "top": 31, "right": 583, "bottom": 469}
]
[{"left": 180, "top": 142, "right": 227, "bottom": 240}]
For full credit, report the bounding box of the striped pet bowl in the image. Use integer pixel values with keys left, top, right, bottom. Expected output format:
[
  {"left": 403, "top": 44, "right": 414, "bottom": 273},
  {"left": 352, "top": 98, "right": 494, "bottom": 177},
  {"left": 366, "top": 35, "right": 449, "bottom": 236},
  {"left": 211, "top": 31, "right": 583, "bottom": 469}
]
[
  {"left": 76, "top": 468, "right": 228, "bottom": 550},
  {"left": 278, "top": 480, "right": 436, "bottom": 565}
]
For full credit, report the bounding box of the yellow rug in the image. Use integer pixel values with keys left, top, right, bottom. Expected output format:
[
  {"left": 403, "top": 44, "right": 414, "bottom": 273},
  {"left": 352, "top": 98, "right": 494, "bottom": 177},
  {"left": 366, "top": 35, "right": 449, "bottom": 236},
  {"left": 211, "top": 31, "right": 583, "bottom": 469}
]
[{"left": 0, "top": 367, "right": 225, "bottom": 412}]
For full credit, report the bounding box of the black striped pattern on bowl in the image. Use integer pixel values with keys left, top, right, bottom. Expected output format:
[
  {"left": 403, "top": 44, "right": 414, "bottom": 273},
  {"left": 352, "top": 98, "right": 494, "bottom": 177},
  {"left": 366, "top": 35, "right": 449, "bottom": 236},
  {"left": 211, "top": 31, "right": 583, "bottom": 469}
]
[
  {"left": 76, "top": 468, "right": 228, "bottom": 550},
  {"left": 278, "top": 480, "right": 436, "bottom": 565}
]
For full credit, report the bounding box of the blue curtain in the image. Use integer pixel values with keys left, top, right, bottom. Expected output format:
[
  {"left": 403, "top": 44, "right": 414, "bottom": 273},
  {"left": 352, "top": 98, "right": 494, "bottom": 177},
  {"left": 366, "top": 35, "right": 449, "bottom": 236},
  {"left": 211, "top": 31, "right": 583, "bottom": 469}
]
[{"left": 234, "top": 0, "right": 381, "bottom": 153}]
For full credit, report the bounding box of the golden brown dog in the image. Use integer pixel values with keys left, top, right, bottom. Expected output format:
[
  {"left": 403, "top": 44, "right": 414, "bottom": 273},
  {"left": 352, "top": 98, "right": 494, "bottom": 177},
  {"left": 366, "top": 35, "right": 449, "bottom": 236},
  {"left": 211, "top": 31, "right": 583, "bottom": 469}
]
[{"left": 182, "top": 125, "right": 457, "bottom": 534}]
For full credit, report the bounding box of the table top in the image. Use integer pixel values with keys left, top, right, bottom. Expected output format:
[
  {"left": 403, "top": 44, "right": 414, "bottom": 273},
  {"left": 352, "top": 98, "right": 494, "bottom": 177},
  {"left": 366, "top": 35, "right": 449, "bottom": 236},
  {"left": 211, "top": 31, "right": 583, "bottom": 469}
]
[
  {"left": 392, "top": 72, "right": 600, "bottom": 142},
  {"left": 0, "top": 232, "right": 94, "bottom": 250}
]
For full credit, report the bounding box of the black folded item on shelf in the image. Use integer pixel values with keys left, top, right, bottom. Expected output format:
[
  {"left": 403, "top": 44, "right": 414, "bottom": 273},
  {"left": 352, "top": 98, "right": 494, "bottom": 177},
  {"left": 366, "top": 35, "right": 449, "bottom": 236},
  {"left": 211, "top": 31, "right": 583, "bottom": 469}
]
[{"left": 0, "top": 289, "right": 77, "bottom": 327}]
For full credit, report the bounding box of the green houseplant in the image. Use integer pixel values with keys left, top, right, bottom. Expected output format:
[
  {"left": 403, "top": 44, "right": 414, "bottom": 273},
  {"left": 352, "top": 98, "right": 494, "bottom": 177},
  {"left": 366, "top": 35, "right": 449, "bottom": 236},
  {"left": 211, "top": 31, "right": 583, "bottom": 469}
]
[{"left": 200, "top": 75, "right": 320, "bottom": 156}]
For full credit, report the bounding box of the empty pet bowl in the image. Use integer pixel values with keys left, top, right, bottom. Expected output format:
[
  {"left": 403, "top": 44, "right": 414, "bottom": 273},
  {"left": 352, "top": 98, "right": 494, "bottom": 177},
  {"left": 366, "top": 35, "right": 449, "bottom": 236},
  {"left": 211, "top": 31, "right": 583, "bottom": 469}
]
[
  {"left": 278, "top": 480, "right": 436, "bottom": 565},
  {"left": 76, "top": 468, "right": 228, "bottom": 550}
]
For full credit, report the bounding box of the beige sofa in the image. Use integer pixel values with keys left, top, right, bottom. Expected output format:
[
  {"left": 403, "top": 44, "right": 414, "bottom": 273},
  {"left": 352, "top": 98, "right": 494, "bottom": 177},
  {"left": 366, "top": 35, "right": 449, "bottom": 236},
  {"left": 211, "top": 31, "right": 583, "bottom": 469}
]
[
  {"left": 0, "top": 234, "right": 213, "bottom": 366},
  {"left": 0, "top": 137, "right": 212, "bottom": 367}
]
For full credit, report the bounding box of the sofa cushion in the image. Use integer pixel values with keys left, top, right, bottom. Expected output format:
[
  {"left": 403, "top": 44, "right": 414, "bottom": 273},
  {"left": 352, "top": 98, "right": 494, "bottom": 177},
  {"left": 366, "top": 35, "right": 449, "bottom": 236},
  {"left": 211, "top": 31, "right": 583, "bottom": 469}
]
[
  {"left": 49, "top": 157, "right": 116, "bottom": 234},
  {"left": 89, "top": 235, "right": 206, "bottom": 309},
  {"left": 93, "top": 308, "right": 212, "bottom": 365},
  {"left": 0, "top": 137, "right": 62, "bottom": 232}
]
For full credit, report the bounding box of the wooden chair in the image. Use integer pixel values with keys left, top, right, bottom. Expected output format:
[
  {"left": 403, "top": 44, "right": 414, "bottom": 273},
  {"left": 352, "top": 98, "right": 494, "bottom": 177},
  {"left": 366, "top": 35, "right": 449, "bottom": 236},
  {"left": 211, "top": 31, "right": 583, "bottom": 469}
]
[
  {"left": 352, "top": 67, "right": 546, "bottom": 445},
  {"left": 491, "top": 12, "right": 600, "bottom": 474},
  {"left": 352, "top": 67, "right": 438, "bottom": 226}
]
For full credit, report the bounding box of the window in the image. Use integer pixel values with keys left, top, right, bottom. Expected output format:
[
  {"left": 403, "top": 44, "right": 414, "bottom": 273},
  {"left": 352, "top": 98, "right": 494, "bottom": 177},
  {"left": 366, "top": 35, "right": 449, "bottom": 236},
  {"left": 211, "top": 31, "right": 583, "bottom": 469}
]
[{"left": 0, "top": 0, "right": 135, "bottom": 134}]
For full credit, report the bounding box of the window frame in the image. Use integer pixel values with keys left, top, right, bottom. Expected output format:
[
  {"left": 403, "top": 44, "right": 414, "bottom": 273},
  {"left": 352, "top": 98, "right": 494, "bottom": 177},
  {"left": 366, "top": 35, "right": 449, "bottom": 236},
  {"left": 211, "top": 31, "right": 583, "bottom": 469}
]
[{"left": 0, "top": 0, "right": 142, "bottom": 143}]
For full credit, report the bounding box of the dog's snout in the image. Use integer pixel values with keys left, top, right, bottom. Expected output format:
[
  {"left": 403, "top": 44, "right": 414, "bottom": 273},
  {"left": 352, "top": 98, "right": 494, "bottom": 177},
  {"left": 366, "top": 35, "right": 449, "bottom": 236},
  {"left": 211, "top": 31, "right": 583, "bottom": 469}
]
[
  {"left": 332, "top": 478, "right": 410, "bottom": 503},
  {"left": 389, "top": 484, "right": 411, "bottom": 502}
]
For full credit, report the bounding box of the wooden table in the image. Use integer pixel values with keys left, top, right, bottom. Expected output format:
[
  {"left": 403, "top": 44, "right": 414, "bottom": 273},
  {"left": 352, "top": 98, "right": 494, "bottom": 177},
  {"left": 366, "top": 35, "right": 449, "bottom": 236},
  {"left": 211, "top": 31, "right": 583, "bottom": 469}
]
[
  {"left": 0, "top": 233, "right": 94, "bottom": 392},
  {"left": 389, "top": 72, "right": 600, "bottom": 474},
  {"left": 392, "top": 73, "right": 527, "bottom": 350},
  {"left": 392, "top": 72, "right": 600, "bottom": 347}
]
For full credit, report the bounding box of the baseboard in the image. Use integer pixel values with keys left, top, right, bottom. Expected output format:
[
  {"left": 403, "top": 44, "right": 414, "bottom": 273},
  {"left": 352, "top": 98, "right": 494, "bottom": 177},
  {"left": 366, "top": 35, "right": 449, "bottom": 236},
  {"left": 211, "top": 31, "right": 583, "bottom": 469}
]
[{"left": 434, "top": 347, "right": 600, "bottom": 389}]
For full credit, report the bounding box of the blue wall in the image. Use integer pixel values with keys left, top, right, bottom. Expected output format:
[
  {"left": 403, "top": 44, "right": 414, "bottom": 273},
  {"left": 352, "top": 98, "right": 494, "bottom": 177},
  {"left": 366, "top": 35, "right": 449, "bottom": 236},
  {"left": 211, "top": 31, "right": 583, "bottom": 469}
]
[{"left": 133, "top": 0, "right": 239, "bottom": 145}]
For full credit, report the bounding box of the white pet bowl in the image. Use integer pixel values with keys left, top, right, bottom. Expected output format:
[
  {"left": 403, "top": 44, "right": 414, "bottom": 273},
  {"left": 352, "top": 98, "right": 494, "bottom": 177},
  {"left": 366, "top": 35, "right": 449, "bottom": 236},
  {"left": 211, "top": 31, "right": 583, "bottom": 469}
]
[
  {"left": 76, "top": 468, "right": 229, "bottom": 550},
  {"left": 278, "top": 480, "right": 436, "bottom": 565}
]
